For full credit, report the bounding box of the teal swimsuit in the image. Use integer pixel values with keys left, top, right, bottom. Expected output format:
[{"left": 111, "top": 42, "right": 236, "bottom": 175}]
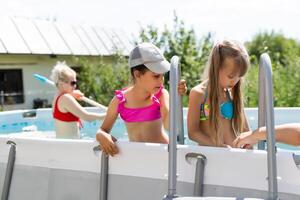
[{"left": 200, "top": 89, "right": 234, "bottom": 121}]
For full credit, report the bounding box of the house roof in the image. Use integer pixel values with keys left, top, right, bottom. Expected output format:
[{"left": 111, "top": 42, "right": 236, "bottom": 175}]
[{"left": 0, "top": 17, "right": 133, "bottom": 56}]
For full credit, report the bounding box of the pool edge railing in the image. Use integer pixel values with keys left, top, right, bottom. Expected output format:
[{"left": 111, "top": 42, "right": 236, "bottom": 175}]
[
  {"left": 258, "top": 53, "right": 278, "bottom": 200},
  {"left": 1, "top": 141, "right": 16, "bottom": 200},
  {"left": 93, "top": 145, "right": 108, "bottom": 200},
  {"left": 162, "top": 55, "right": 183, "bottom": 200}
]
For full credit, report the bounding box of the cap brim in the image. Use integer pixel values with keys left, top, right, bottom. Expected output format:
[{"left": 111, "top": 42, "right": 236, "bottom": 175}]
[{"left": 144, "top": 60, "right": 170, "bottom": 74}]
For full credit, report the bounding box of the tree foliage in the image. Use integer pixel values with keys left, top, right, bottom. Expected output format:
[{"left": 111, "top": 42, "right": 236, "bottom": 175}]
[
  {"left": 245, "top": 32, "right": 300, "bottom": 107},
  {"left": 138, "top": 15, "right": 213, "bottom": 88},
  {"left": 76, "top": 55, "right": 130, "bottom": 106},
  {"left": 137, "top": 14, "right": 213, "bottom": 105},
  {"left": 76, "top": 21, "right": 300, "bottom": 108}
]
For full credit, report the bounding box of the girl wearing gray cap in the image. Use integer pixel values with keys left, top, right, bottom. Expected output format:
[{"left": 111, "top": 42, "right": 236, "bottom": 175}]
[{"left": 96, "top": 43, "right": 186, "bottom": 156}]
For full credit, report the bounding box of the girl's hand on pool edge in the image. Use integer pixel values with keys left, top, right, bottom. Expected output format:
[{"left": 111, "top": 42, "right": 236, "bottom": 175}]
[
  {"left": 96, "top": 132, "right": 119, "bottom": 156},
  {"left": 233, "top": 131, "right": 257, "bottom": 149}
]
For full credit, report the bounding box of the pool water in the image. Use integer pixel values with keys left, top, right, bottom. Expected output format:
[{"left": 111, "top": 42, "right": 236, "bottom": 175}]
[{"left": 0, "top": 108, "right": 299, "bottom": 150}]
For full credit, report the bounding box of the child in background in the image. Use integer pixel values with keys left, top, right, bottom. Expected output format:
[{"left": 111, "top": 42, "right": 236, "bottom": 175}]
[
  {"left": 187, "top": 40, "right": 250, "bottom": 147},
  {"left": 96, "top": 43, "right": 187, "bottom": 156},
  {"left": 51, "top": 62, "right": 105, "bottom": 139}
]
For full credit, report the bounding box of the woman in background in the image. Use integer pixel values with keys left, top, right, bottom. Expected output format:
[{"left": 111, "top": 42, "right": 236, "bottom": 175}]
[{"left": 50, "top": 62, "right": 105, "bottom": 139}]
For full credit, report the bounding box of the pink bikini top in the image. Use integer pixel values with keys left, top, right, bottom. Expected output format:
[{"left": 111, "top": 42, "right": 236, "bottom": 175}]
[{"left": 115, "top": 87, "right": 163, "bottom": 123}]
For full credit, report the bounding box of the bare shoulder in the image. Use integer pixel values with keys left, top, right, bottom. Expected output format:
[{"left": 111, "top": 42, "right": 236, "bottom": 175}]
[
  {"left": 105, "top": 95, "right": 123, "bottom": 115},
  {"left": 59, "top": 93, "right": 76, "bottom": 103},
  {"left": 57, "top": 93, "right": 79, "bottom": 112},
  {"left": 189, "top": 82, "right": 207, "bottom": 103},
  {"left": 161, "top": 88, "right": 169, "bottom": 96},
  {"left": 108, "top": 96, "right": 119, "bottom": 109},
  {"left": 155, "top": 88, "right": 169, "bottom": 99}
]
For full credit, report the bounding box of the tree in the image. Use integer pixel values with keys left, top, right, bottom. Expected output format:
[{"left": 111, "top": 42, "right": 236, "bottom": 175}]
[
  {"left": 137, "top": 14, "right": 213, "bottom": 105},
  {"left": 76, "top": 23, "right": 300, "bottom": 108},
  {"left": 246, "top": 31, "right": 300, "bottom": 68},
  {"left": 245, "top": 32, "right": 300, "bottom": 107},
  {"left": 75, "top": 55, "right": 130, "bottom": 106}
]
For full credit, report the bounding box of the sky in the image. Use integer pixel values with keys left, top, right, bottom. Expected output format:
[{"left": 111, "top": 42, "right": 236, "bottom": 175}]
[{"left": 0, "top": 0, "right": 299, "bottom": 42}]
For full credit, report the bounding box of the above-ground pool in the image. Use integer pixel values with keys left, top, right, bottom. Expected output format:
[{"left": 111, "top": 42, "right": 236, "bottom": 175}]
[{"left": 0, "top": 107, "right": 299, "bottom": 150}]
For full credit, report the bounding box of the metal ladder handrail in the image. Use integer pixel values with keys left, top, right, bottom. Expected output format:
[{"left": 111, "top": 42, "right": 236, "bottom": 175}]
[
  {"left": 175, "top": 57, "right": 184, "bottom": 145},
  {"left": 163, "top": 55, "right": 184, "bottom": 199},
  {"left": 258, "top": 53, "right": 278, "bottom": 200},
  {"left": 185, "top": 153, "right": 206, "bottom": 197},
  {"left": 293, "top": 153, "right": 300, "bottom": 166},
  {"left": 172, "top": 56, "right": 184, "bottom": 145},
  {"left": 1, "top": 141, "right": 16, "bottom": 200},
  {"left": 93, "top": 146, "right": 108, "bottom": 200}
]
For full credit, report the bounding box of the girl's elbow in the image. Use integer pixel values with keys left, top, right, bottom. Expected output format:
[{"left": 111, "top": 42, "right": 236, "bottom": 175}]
[
  {"left": 296, "top": 134, "right": 300, "bottom": 145},
  {"left": 188, "top": 130, "right": 196, "bottom": 140}
]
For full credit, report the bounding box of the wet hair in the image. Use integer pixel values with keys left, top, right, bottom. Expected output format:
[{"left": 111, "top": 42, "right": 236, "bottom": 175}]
[
  {"left": 50, "top": 61, "right": 76, "bottom": 87},
  {"left": 130, "top": 64, "right": 149, "bottom": 83},
  {"left": 203, "top": 40, "right": 250, "bottom": 145}
]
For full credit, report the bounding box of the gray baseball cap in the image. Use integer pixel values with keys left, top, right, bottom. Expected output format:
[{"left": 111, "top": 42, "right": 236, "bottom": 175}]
[{"left": 129, "top": 43, "right": 170, "bottom": 74}]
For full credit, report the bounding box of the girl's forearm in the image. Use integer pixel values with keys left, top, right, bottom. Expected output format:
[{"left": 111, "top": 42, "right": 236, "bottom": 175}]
[
  {"left": 188, "top": 131, "right": 215, "bottom": 146},
  {"left": 161, "top": 105, "right": 169, "bottom": 130},
  {"left": 275, "top": 124, "right": 300, "bottom": 146},
  {"left": 254, "top": 124, "right": 300, "bottom": 146},
  {"left": 79, "top": 112, "right": 105, "bottom": 121},
  {"left": 254, "top": 127, "right": 267, "bottom": 141}
]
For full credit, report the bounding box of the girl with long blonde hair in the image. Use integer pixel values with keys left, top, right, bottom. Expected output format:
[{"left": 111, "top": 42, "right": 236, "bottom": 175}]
[{"left": 187, "top": 40, "right": 250, "bottom": 147}]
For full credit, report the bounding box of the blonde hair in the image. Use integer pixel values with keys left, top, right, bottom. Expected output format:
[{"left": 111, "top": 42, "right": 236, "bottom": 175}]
[
  {"left": 50, "top": 61, "right": 76, "bottom": 87},
  {"left": 203, "top": 40, "right": 250, "bottom": 145}
]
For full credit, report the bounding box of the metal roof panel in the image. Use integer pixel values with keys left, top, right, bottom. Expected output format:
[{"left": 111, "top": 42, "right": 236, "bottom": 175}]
[
  {"left": 74, "top": 26, "right": 99, "bottom": 55},
  {"left": 12, "top": 18, "right": 51, "bottom": 54},
  {"left": 0, "top": 17, "right": 30, "bottom": 54},
  {"left": 82, "top": 25, "right": 109, "bottom": 55},
  {"left": 0, "top": 17, "right": 132, "bottom": 56},
  {"left": 113, "top": 29, "right": 134, "bottom": 55},
  {"left": 0, "top": 38, "right": 7, "bottom": 53},
  {"left": 34, "top": 19, "right": 71, "bottom": 55},
  {"left": 104, "top": 28, "right": 128, "bottom": 54},
  {"left": 55, "top": 23, "right": 90, "bottom": 55},
  {"left": 93, "top": 27, "right": 116, "bottom": 54}
]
